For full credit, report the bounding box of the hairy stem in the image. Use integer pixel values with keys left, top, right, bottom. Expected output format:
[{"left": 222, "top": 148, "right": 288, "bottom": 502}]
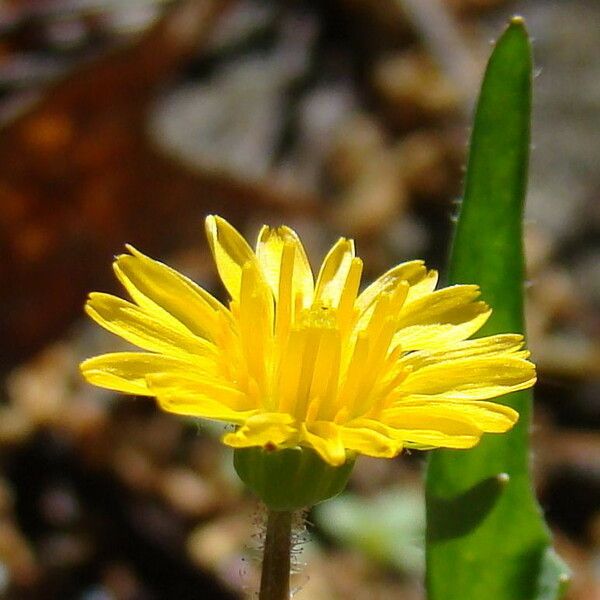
[{"left": 259, "top": 509, "right": 292, "bottom": 600}]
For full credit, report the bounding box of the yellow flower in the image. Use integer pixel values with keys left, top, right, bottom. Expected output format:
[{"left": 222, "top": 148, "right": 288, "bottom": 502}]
[{"left": 81, "top": 215, "right": 535, "bottom": 467}]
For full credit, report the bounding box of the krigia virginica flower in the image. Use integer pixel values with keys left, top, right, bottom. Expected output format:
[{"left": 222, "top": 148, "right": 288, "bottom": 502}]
[{"left": 81, "top": 215, "right": 535, "bottom": 508}]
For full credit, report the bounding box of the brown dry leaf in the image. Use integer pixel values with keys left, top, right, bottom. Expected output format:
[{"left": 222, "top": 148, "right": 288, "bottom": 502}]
[{"left": 0, "top": 0, "right": 317, "bottom": 370}]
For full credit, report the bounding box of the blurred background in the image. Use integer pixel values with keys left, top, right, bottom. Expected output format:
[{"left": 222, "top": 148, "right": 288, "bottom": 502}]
[{"left": 0, "top": 0, "right": 598, "bottom": 598}]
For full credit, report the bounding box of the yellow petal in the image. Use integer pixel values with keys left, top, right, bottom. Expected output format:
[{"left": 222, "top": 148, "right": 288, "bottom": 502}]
[
  {"left": 223, "top": 413, "right": 298, "bottom": 448},
  {"left": 85, "top": 293, "right": 217, "bottom": 358},
  {"left": 256, "top": 225, "right": 314, "bottom": 305},
  {"left": 397, "top": 284, "right": 487, "bottom": 327},
  {"left": 400, "top": 431, "right": 480, "bottom": 450},
  {"left": 80, "top": 352, "right": 213, "bottom": 396},
  {"left": 147, "top": 371, "right": 251, "bottom": 409},
  {"left": 383, "top": 400, "right": 518, "bottom": 433},
  {"left": 238, "top": 261, "right": 274, "bottom": 394},
  {"left": 350, "top": 316, "right": 397, "bottom": 417},
  {"left": 382, "top": 409, "right": 482, "bottom": 448},
  {"left": 305, "top": 328, "right": 342, "bottom": 422},
  {"left": 400, "top": 355, "right": 536, "bottom": 399},
  {"left": 114, "top": 245, "right": 230, "bottom": 340},
  {"left": 301, "top": 421, "right": 346, "bottom": 466},
  {"left": 400, "top": 334, "right": 527, "bottom": 371},
  {"left": 155, "top": 394, "right": 256, "bottom": 424},
  {"left": 339, "top": 421, "right": 402, "bottom": 458},
  {"left": 353, "top": 278, "right": 408, "bottom": 336},
  {"left": 405, "top": 268, "right": 439, "bottom": 304},
  {"left": 205, "top": 215, "right": 260, "bottom": 300},
  {"left": 276, "top": 328, "right": 309, "bottom": 416},
  {"left": 400, "top": 415, "right": 481, "bottom": 435},
  {"left": 147, "top": 372, "right": 255, "bottom": 423},
  {"left": 336, "top": 257, "right": 363, "bottom": 330},
  {"left": 335, "top": 332, "right": 370, "bottom": 419},
  {"left": 356, "top": 260, "right": 429, "bottom": 316},
  {"left": 393, "top": 285, "right": 491, "bottom": 351},
  {"left": 313, "top": 238, "right": 355, "bottom": 308}
]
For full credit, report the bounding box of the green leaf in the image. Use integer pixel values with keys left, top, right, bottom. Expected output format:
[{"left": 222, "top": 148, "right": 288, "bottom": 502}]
[{"left": 425, "top": 18, "right": 570, "bottom": 600}]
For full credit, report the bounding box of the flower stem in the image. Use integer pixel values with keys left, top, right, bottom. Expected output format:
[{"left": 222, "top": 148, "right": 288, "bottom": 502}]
[{"left": 259, "top": 509, "right": 292, "bottom": 600}]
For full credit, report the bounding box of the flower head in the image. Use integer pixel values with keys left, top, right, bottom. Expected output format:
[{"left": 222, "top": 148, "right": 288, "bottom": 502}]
[{"left": 81, "top": 215, "right": 535, "bottom": 467}]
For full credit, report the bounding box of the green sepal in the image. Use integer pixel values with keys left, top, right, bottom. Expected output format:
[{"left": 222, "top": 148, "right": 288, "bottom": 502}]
[{"left": 234, "top": 446, "right": 355, "bottom": 511}]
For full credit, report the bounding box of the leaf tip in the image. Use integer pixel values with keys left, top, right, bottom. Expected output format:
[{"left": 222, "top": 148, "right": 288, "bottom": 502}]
[
  {"left": 558, "top": 573, "right": 571, "bottom": 584},
  {"left": 507, "top": 15, "right": 530, "bottom": 39},
  {"left": 496, "top": 472, "right": 510, "bottom": 486}
]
